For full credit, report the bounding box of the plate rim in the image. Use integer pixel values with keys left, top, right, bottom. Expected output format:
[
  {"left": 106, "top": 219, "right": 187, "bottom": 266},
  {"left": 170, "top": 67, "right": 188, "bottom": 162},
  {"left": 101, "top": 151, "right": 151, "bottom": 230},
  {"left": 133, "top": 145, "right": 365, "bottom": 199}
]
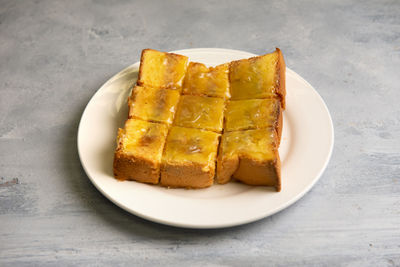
[{"left": 77, "top": 48, "right": 334, "bottom": 229}]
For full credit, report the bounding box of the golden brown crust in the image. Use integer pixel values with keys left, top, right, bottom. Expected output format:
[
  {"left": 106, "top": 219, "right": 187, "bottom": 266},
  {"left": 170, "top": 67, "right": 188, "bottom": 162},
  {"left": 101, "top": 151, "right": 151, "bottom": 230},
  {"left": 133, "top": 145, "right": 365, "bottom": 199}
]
[
  {"left": 112, "top": 119, "right": 166, "bottom": 184},
  {"left": 189, "top": 62, "right": 204, "bottom": 68},
  {"left": 275, "top": 101, "right": 283, "bottom": 146},
  {"left": 216, "top": 154, "right": 238, "bottom": 184},
  {"left": 216, "top": 146, "right": 281, "bottom": 192},
  {"left": 113, "top": 151, "right": 160, "bottom": 184},
  {"left": 216, "top": 128, "right": 281, "bottom": 191},
  {"left": 137, "top": 49, "right": 148, "bottom": 87},
  {"left": 274, "top": 151, "right": 282, "bottom": 192},
  {"left": 231, "top": 147, "right": 281, "bottom": 191},
  {"left": 160, "top": 162, "right": 214, "bottom": 189},
  {"left": 127, "top": 85, "right": 136, "bottom": 117},
  {"left": 276, "top": 48, "right": 286, "bottom": 110}
]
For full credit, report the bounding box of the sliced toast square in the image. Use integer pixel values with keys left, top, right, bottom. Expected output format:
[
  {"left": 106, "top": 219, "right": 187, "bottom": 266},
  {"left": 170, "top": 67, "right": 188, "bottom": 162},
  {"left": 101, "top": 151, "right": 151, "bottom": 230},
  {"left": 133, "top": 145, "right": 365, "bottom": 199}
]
[
  {"left": 137, "top": 49, "right": 188, "bottom": 90},
  {"left": 128, "top": 85, "right": 180, "bottom": 124},
  {"left": 113, "top": 119, "right": 168, "bottom": 184},
  {"left": 173, "top": 95, "right": 225, "bottom": 133},
  {"left": 224, "top": 98, "right": 282, "bottom": 142},
  {"left": 161, "top": 127, "right": 220, "bottom": 188},
  {"left": 229, "top": 48, "right": 286, "bottom": 108},
  {"left": 217, "top": 128, "right": 281, "bottom": 191},
  {"left": 182, "top": 62, "right": 230, "bottom": 98}
]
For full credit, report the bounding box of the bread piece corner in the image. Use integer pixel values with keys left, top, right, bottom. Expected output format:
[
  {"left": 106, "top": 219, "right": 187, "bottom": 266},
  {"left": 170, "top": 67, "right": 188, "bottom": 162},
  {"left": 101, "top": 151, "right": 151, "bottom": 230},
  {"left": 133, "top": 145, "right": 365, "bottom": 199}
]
[
  {"left": 113, "top": 119, "right": 168, "bottom": 184},
  {"left": 217, "top": 129, "right": 281, "bottom": 191}
]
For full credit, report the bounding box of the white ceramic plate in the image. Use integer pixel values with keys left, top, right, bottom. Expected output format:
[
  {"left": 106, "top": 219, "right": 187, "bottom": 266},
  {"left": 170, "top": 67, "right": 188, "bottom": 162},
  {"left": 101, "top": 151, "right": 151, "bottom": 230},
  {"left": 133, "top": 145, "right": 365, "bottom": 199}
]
[{"left": 78, "top": 48, "right": 334, "bottom": 229}]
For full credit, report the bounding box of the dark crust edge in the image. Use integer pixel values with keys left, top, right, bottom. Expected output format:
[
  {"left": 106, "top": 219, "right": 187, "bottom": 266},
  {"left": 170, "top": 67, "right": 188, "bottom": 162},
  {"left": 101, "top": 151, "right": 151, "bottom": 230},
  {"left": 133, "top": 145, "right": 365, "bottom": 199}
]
[
  {"left": 276, "top": 48, "right": 286, "bottom": 110},
  {"left": 136, "top": 49, "right": 148, "bottom": 87},
  {"left": 275, "top": 100, "right": 283, "bottom": 146},
  {"left": 273, "top": 147, "right": 282, "bottom": 192}
]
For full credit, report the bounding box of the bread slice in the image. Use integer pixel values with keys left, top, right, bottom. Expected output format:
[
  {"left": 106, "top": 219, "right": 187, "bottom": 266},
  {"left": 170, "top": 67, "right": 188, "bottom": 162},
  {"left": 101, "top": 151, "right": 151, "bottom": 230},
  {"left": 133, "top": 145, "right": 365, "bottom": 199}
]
[
  {"left": 173, "top": 95, "right": 225, "bottom": 133},
  {"left": 182, "top": 62, "right": 230, "bottom": 98},
  {"left": 161, "top": 127, "right": 220, "bottom": 188},
  {"left": 137, "top": 49, "right": 189, "bottom": 91},
  {"left": 128, "top": 85, "right": 180, "bottom": 124},
  {"left": 217, "top": 128, "right": 281, "bottom": 191},
  {"left": 224, "top": 98, "right": 282, "bottom": 143},
  {"left": 113, "top": 119, "right": 169, "bottom": 184},
  {"left": 229, "top": 48, "right": 286, "bottom": 109}
]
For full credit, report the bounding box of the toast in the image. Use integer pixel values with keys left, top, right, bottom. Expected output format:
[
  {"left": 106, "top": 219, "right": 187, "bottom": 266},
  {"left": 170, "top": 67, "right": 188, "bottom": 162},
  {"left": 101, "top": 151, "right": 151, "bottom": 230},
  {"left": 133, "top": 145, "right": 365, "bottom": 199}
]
[
  {"left": 224, "top": 98, "right": 282, "bottom": 143},
  {"left": 161, "top": 127, "right": 220, "bottom": 189},
  {"left": 216, "top": 128, "right": 281, "bottom": 191},
  {"left": 182, "top": 62, "right": 230, "bottom": 98},
  {"left": 113, "top": 119, "right": 169, "bottom": 184},
  {"left": 229, "top": 48, "right": 286, "bottom": 109},
  {"left": 137, "top": 49, "right": 188, "bottom": 91},
  {"left": 128, "top": 85, "right": 180, "bottom": 124},
  {"left": 173, "top": 95, "right": 225, "bottom": 133},
  {"left": 114, "top": 48, "right": 286, "bottom": 191}
]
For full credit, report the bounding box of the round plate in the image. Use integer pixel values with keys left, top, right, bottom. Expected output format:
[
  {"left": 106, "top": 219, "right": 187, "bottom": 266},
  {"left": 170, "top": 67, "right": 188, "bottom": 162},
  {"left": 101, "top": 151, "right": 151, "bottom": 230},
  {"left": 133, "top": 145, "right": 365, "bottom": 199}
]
[{"left": 77, "top": 48, "right": 334, "bottom": 229}]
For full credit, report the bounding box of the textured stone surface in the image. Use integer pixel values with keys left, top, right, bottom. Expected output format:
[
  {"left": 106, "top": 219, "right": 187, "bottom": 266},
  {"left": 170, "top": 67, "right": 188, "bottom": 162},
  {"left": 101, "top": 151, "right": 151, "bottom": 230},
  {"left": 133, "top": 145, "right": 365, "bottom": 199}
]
[{"left": 1, "top": 0, "right": 400, "bottom": 266}]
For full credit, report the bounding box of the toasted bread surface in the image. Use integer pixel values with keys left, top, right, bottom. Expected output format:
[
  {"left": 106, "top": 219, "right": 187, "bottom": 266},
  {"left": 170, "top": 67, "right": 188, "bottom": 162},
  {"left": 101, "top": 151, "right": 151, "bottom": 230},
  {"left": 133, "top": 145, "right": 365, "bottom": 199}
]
[
  {"left": 161, "top": 127, "right": 220, "bottom": 188},
  {"left": 183, "top": 62, "right": 230, "bottom": 98},
  {"left": 128, "top": 85, "right": 180, "bottom": 124},
  {"left": 137, "top": 49, "right": 188, "bottom": 90},
  {"left": 229, "top": 48, "right": 286, "bottom": 109},
  {"left": 113, "top": 119, "right": 168, "bottom": 183},
  {"left": 173, "top": 95, "right": 225, "bottom": 133},
  {"left": 224, "top": 98, "right": 281, "bottom": 132}
]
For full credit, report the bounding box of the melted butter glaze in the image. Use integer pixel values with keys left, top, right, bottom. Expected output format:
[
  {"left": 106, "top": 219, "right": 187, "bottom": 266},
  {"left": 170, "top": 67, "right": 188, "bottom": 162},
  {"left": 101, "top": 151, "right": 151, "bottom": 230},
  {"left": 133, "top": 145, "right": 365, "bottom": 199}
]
[
  {"left": 229, "top": 52, "right": 278, "bottom": 100},
  {"left": 220, "top": 129, "right": 277, "bottom": 162},
  {"left": 138, "top": 49, "right": 188, "bottom": 90},
  {"left": 129, "top": 85, "right": 180, "bottom": 124},
  {"left": 163, "top": 127, "right": 220, "bottom": 165},
  {"left": 120, "top": 119, "right": 168, "bottom": 161},
  {"left": 173, "top": 95, "right": 225, "bottom": 132},
  {"left": 225, "top": 98, "right": 280, "bottom": 131},
  {"left": 182, "top": 62, "right": 230, "bottom": 98}
]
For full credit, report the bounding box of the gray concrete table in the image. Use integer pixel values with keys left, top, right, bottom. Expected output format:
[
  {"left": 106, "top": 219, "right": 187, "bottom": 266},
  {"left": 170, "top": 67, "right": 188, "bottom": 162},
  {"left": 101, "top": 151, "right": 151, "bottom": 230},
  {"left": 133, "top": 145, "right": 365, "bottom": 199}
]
[{"left": 1, "top": 0, "right": 399, "bottom": 266}]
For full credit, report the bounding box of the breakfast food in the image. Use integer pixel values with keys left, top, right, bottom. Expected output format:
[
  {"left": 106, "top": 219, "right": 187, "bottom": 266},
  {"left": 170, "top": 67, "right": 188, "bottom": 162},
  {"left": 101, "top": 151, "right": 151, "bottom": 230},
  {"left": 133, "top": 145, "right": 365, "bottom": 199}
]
[
  {"left": 224, "top": 98, "right": 282, "bottom": 142},
  {"left": 183, "top": 62, "right": 230, "bottom": 98},
  {"left": 137, "top": 49, "right": 188, "bottom": 90},
  {"left": 113, "top": 48, "right": 286, "bottom": 191},
  {"left": 113, "top": 119, "right": 169, "bottom": 184},
  {"left": 216, "top": 129, "right": 281, "bottom": 191},
  {"left": 161, "top": 127, "right": 220, "bottom": 188},
  {"left": 128, "top": 85, "right": 180, "bottom": 124},
  {"left": 173, "top": 95, "right": 225, "bottom": 133},
  {"left": 229, "top": 48, "right": 286, "bottom": 109}
]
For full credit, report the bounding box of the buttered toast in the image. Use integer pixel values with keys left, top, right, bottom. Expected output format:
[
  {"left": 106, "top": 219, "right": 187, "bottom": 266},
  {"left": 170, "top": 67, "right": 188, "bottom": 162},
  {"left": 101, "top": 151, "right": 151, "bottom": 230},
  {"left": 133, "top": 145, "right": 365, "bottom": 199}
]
[
  {"left": 114, "top": 48, "right": 286, "bottom": 191},
  {"left": 137, "top": 49, "right": 188, "bottom": 90},
  {"left": 113, "top": 119, "right": 169, "bottom": 184},
  {"left": 161, "top": 127, "right": 220, "bottom": 188},
  {"left": 183, "top": 62, "right": 230, "bottom": 98},
  {"left": 229, "top": 48, "right": 286, "bottom": 109}
]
